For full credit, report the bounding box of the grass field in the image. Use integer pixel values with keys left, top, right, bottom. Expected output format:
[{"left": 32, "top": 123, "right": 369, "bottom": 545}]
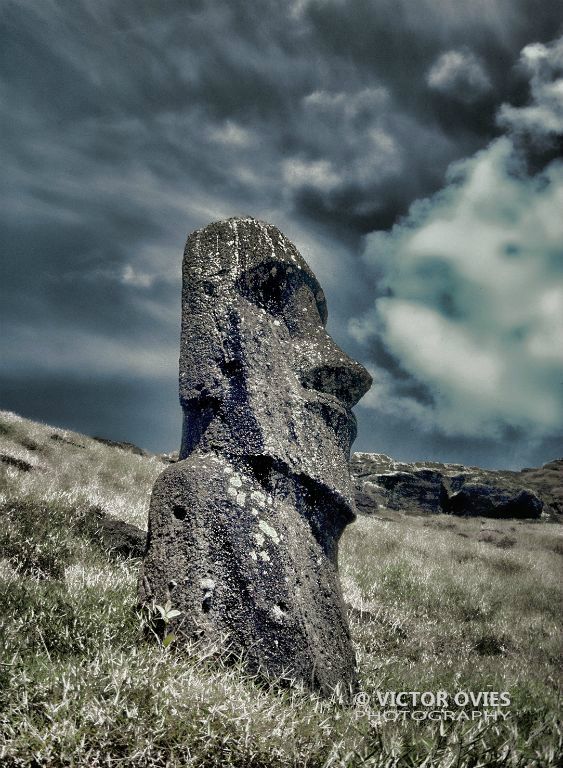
[{"left": 1, "top": 410, "right": 561, "bottom": 767}]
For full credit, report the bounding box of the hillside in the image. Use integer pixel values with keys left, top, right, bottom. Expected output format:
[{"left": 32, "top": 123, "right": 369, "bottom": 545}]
[{"left": 0, "top": 409, "right": 562, "bottom": 767}]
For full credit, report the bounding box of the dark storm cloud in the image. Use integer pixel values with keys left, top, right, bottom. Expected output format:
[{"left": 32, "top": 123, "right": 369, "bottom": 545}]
[
  {"left": 1, "top": 0, "right": 561, "bottom": 464},
  {"left": 291, "top": 0, "right": 563, "bottom": 223}
]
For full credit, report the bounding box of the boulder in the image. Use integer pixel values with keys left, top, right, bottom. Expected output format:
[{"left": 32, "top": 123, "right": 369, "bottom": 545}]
[
  {"left": 447, "top": 483, "right": 543, "bottom": 519},
  {"left": 375, "top": 469, "right": 448, "bottom": 514},
  {"left": 354, "top": 480, "right": 388, "bottom": 514},
  {"left": 350, "top": 454, "right": 448, "bottom": 515},
  {"left": 518, "top": 459, "right": 563, "bottom": 516},
  {"left": 81, "top": 506, "right": 147, "bottom": 559}
]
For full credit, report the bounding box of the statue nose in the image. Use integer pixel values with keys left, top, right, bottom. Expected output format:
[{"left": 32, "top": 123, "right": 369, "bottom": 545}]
[{"left": 298, "top": 335, "right": 372, "bottom": 409}]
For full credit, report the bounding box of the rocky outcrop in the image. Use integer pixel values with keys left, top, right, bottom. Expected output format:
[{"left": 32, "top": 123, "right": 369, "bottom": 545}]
[
  {"left": 360, "top": 469, "right": 448, "bottom": 515},
  {"left": 85, "top": 507, "right": 147, "bottom": 559},
  {"left": 139, "top": 217, "right": 372, "bottom": 697},
  {"left": 50, "top": 433, "right": 85, "bottom": 449},
  {"left": 159, "top": 451, "right": 179, "bottom": 464},
  {"left": 519, "top": 459, "right": 563, "bottom": 516},
  {"left": 446, "top": 484, "right": 544, "bottom": 519},
  {"left": 92, "top": 437, "right": 147, "bottom": 456},
  {"left": 351, "top": 453, "right": 555, "bottom": 519},
  {"left": 76, "top": 505, "right": 147, "bottom": 558}
]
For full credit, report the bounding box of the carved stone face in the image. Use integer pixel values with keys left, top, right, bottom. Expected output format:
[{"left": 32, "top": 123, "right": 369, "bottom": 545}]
[{"left": 179, "top": 217, "right": 372, "bottom": 508}]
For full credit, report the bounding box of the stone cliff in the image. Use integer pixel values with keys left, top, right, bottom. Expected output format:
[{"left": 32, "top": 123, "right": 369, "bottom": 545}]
[{"left": 351, "top": 454, "right": 562, "bottom": 519}]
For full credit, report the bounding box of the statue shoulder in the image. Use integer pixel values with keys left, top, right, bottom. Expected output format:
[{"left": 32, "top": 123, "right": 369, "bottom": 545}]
[
  {"left": 151, "top": 450, "right": 236, "bottom": 499},
  {"left": 147, "top": 451, "right": 260, "bottom": 524}
]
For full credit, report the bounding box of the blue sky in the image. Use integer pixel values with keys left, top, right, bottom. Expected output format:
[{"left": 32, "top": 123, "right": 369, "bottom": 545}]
[{"left": 1, "top": 0, "right": 562, "bottom": 468}]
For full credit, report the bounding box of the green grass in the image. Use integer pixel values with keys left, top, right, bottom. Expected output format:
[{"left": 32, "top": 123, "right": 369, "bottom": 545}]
[{"left": 0, "top": 409, "right": 561, "bottom": 766}]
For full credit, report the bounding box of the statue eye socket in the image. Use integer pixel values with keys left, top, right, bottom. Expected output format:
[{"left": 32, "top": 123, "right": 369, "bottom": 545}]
[
  {"left": 259, "top": 271, "right": 293, "bottom": 315},
  {"left": 237, "top": 262, "right": 328, "bottom": 328},
  {"left": 237, "top": 263, "right": 296, "bottom": 316}
]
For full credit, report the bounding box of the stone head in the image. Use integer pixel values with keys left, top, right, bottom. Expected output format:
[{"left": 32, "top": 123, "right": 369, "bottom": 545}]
[{"left": 179, "top": 216, "right": 372, "bottom": 509}]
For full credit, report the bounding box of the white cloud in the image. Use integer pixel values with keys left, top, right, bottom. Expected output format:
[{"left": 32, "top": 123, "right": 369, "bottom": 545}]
[
  {"left": 283, "top": 157, "right": 341, "bottom": 192},
  {"left": 282, "top": 87, "right": 402, "bottom": 203},
  {"left": 498, "top": 37, "right": 563, "bottom": 140},
  {"left": 209, "top": 120, "right": 253, "bottom": 147},
  {"left": 427, "top": 48, "right": 492, "bottom": 102},
  {"left": 121, "top": 264, "right": 155, "bottom": 288},
  {"left": 355, "top": 37, "right": 563, "bottom": 440},
  {"left": 356, "top": 361, "right": 434, "bottom": 428},
  {"left": 303, "top": 87, "right": 389, "bottom": 115}
]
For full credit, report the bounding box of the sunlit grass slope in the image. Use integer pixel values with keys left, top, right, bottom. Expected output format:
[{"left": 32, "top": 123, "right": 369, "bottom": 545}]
[{"left": 1, "top": 410, "right": 561, "bottom": 767}]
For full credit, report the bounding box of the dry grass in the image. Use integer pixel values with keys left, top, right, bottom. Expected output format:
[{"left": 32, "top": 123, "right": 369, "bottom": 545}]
[
  {"left": 0, "top": 410, "right": 162, "bottom": 529},
  {"left": 0, "top": 410, "right": 561, "bottom": 766}
]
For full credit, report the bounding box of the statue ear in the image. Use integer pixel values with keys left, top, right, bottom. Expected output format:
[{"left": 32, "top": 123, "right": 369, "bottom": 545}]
[
  {"left": 180, "top": 396, "right": 221, "bottom": 457},
  {"left": 179, "top": 300, "right": 253, "bottom": 459},
  {"left": 179, "top": 290, "right": 239, "bottom": 405}
]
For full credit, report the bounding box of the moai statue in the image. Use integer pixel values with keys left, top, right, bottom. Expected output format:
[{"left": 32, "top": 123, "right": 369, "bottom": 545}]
[{"left": 139, "top": 217, "right": 372, "bottom": 696}]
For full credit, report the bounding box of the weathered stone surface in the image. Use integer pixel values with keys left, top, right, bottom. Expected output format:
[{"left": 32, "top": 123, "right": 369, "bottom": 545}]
[
  {"left": 351, "top": 454, "right": 449, "bottom": 515},
  {"left": 351, "top": 453, "right": 551, "bottom": 519},
  {"left": 446, "top": 484, "right": 543, "bottom": 519},
  {"left": 375, "top": 470, "right": 448, "bottom": 514},
  {"left": 139, "top": 217, "right": 372, "bottom": 697},
  {"left": 159, "top": 451, "right": 179, "bottom": 464},
  {"left": 86, "top": 507, "right": 147, "bottom": 559},
  {"left": 519, "top": 459, "right": 563, "bottom": 516}
]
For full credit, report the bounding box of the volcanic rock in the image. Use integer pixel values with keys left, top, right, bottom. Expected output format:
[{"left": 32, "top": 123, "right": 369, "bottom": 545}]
[
  {"left": 446, "top": 483, "right": 543, "bottom": 519},
  {"left": 139, "top": 217, "right": 372, "bottom": 697},
  {"left": 75, "top": 506, "right": 148, "bottom": 559},
  {"left": 92, "top": 437, "right": 147, "bottom": 456},
  {"left": 374, "top": 469, "right": 448, "bottom": 514},
  {"left": 351, "top": 453, "right": 553, "bottom": 519}
]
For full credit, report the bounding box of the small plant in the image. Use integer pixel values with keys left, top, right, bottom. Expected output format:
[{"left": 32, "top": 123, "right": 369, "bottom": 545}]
[{"left": 141, "top": 599, "right": 183, "bottom": 648}]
